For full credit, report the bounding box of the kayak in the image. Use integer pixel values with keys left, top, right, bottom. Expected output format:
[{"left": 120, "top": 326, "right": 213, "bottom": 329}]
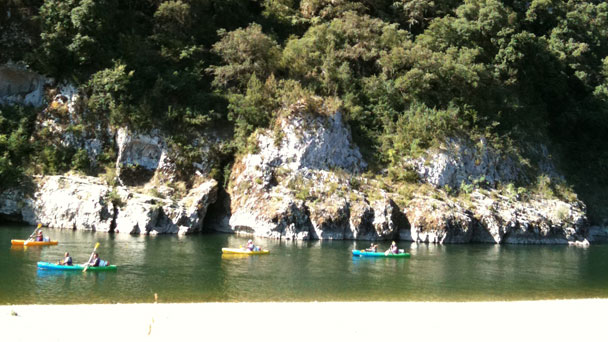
[
  {"left": 37, "top": 261, "right": 117, "bottom": 271},
  {"left": 221, "top": 248, "right": 270, "bottom": 255},
  {"left": 352, "top": 250, "right": 410, "bottom": 258},
  {"left": 11, "top": 239, "right": 58, "bottom": 246}
]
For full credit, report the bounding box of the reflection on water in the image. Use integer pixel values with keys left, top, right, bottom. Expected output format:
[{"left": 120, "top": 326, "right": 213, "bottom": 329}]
[{"left": 1, "top": 224, "right": 607, "bottom": 304}]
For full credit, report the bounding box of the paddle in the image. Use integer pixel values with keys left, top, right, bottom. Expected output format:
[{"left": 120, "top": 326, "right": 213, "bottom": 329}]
[
  {"left": 23, "top": 223, "right": 42, "bottom": 246},
  {"left": 83, "top": 242, "right": 100, "bottom": 272}
]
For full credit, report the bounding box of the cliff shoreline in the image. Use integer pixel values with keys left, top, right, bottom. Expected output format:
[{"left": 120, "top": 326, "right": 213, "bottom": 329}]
[{"left": 0, "top": 67, "right": 604, "bottom": 244}]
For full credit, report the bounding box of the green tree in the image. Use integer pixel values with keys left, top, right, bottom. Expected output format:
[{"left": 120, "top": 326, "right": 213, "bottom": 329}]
[
  {"left": 86, "top": 62, "right": 134, "bottom": 126},
  {"left": 0, "top": 105, "right": 36, "bottom": 187},
  {"left": 209, "top": 23, "right": 282, "bottom": 90}
]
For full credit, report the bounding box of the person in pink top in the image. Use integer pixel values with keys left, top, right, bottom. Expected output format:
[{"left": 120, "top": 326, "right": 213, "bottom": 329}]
[{"left": 386, "top": 241, "right": 399, "bottom": 254}]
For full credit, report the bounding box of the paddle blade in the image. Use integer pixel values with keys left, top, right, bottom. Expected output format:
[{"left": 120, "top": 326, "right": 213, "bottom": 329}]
[
  {"left": 37, "top": 223, "right": 42, "bottom": 228},
  {"left": 94, "top": 242, "right": 100, "bottom": 249}
]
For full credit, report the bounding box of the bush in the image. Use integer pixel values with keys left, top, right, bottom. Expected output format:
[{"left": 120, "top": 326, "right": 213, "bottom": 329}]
[{"left": 71, "top": 149, "right": 90, "bottom": 173}]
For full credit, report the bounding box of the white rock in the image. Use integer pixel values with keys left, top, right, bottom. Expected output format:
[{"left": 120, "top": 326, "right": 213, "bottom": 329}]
[
  {"left": 0, "top": 175, "right": 218, "bottom": 235},
  {"left": 404, "top": 137, "right": 518, "bottom": 188},
  {"left": 228, "top": 99, "right": 369, "bottom": 239}
]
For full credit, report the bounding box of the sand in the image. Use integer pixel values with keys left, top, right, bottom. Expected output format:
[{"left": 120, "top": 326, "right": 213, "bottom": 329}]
[{"left": 1, "top": 300, "right": 606, "bottom": 342}]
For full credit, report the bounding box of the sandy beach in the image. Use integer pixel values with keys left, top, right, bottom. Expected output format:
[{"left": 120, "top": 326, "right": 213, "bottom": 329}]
[{"left": 1, "top": 300, "right": 606, "bottom": 341}]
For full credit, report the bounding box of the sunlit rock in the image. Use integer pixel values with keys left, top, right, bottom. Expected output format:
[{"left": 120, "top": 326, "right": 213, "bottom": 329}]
[
  {"left": 404, "top": 137, "right": 519, "bottom": 189},
  {"left": 227, "top": 98, "right": 406, "bottom": 240}
]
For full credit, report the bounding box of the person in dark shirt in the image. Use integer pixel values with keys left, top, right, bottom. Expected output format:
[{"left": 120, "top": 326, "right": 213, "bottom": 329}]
[
  {"left": 59, "top": 252, "right": 73, "bottom": 266},
  {"left": 89, "top": 252, "right": 100, "bottom": 267}
]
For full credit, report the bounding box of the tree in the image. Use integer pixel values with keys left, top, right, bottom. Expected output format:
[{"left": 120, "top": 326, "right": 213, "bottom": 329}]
[{"left": 209, "top": 23, "right": 282, "bottom": 90}]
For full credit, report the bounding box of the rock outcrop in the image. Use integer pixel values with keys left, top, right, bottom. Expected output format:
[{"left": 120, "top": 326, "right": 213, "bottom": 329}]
[
  {"left": 397, "top": 135, "right": 588, "bottom": 244},
  {"left": 0, "top": 66, "right": 595, "bottom": 243},
  {"left": 0, "top": 175, "right": 218, "bottom": 235},
  {"left": 227, "top": 99, "right": 403, "bottom": 240},
  {"left": 35, "top": 82, "right": 111, "bottom": 167},
  {"left": 401, "top": 190, "right": 587, "bottom": 244},
  {"left": 225, "top": 99, "right": 589, "bottom": 244},
  {"left": 404, "top": 137, "right": 520, "bottom": 189},
  {"left": 115, "top": 128, "right": 169, "bottom": 186},
  {"left": 0, "top": 64, "right": 47, "bottom": 107}
]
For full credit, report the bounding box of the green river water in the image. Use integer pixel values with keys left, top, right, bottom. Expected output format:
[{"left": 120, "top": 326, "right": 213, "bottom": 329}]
[{"left": 1, "top": 224, "right": 607, "bottom": 304}]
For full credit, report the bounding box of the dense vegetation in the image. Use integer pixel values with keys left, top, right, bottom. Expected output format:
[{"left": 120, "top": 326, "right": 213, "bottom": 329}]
[{"left": 1, "top": 0, "right": 607, "bottom": 222}]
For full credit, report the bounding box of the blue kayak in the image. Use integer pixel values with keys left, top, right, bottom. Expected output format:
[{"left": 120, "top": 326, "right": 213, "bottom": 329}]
[
  {"left": 352, "top": 250, "right": 410, "bottom": 258},
  {"left": 37, "top": 261, "right": 117, "bottom": 271}
]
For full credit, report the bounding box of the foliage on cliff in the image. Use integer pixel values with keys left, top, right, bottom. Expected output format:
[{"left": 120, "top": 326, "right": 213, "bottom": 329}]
[{"left": 1, "top": 0, "right": 607, "bottom": 222}]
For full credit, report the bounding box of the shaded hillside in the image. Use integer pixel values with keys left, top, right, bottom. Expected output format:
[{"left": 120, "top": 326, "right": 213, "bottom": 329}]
[{"left": 1, "top": 0, "right": 607, "bottom": 224}]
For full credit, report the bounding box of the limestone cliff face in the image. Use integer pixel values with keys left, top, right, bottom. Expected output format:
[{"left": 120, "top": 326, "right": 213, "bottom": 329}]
[
  {"left": 401, "top": 191, "right": 587, "bottom": 244},
  {"left": 226, "top": 100, "right": 588, "bottom": 244},
  {"left": 0, "top": 66, "right": 595, "bottom": 243},
  {"left": 0, "top": 175, "right": 218, "bottom": 235},
  {"left": 404, "top": 137, "right": 519, "bottom": 189},
  {"left": 399, "top": 137, "right": 587, "bottom": 244},
  {"left": 0, "top": 65, "right": 219, "bottom": 235},
  {"left": 35, "top": 82, "right": 110, "bottom": 166},
  {"left": 115, "top": 128, "right": 169, "bottom": 186},
  {"left": 227, "top": 99, "right": 404, "bottom": 240}
]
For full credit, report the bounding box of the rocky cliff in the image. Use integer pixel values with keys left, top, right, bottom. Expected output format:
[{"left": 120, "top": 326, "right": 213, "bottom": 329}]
[
  {"left": 0, "top": 174, "right": 217, "bottom": 235},
  {"left": 221, "top": 97, "right": 590, "bottom": 244},
  {"left": 0, "top": 67, "right": 597, "bottom": 243},
  {"left": 225, "top": 99, "right": 401, "bottom": 240}
]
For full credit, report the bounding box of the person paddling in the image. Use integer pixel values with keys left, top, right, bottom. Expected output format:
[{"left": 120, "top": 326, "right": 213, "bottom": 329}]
[
  {"left": 86, "top": 252, "right": 110, "bottom": 267},
  {"left": 35, "top": 230, "right": 44, "bottom": 242},
  {"left": 59, "top": 252, "right": 73, "bottom": 266},
  {"left": 245, "top": 239, "right": 255, "bottom": 251},
  {"left": 365, "top": 243, "right": 378, "bottom": 252},
  {"left": 88, "top": 252, "right": 101, "bottom": 267},
  {"left": 386, "top": 241, "right": 399, "bottom": 255}
]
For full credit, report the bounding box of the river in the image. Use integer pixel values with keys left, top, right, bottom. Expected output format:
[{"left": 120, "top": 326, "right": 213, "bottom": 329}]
[{"left": 1, "top": 224, "right": 607, "bottom": 304}]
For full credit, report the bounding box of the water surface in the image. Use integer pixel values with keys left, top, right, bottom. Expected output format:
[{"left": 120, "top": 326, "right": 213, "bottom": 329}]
[{"left": 1, "top": 224, "right": 607, "bottom": 304}]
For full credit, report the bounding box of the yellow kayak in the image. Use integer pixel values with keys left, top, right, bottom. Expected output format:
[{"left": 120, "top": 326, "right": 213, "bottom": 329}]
[
  {"left": 11, "top": 239, "right": 58, "bottom": 246},
  {"left": 221, "top": 248, "right": 270, "bottom": 255}
]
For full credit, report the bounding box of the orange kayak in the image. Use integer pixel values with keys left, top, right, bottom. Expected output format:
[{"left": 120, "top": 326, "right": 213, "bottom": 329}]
[{"left": 11, "top": 239, "right": 58, "bottom": 246}]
